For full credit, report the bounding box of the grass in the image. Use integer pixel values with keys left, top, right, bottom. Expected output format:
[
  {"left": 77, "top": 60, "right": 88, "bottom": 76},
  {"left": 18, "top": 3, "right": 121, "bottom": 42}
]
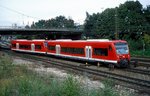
[
  {"left": 130, "top": 50, "right": 150, "bottom": 57},
  {"left": 0, "top": 53, "right": 131, "bottom": 96}
]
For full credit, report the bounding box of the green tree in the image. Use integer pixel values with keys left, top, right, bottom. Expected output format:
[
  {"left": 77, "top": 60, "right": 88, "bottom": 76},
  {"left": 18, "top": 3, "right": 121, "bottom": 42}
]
[
  {"left": 143, "top": 5, "right": 150, "bottom": 34},
  {"left": 118, "top": 1, "right": 147, "bottom": 40},
  {"left": 84, "top": 12, "right": 100, "bottom": 38},
  {"left": 143, "top": 5, "right": 150, "bottom": 24},
  {"left": 84, "top": 1, "right": 150, "bottom": 40},
  {"left": 31, "top": 16, "right": 76, "bottom": 29},
  {"left": 34, "top": 20, "right": 46, "bottom": 29},
  {"left": 84, "top": 8, "right": 119, "bottom": 39}
]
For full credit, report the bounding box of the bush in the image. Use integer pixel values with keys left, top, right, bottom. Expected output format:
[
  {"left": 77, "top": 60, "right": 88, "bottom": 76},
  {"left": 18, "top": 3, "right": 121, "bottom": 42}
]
[
  {"left": 127, "top": 39, "right": 150, "bottom": 57},
  {"left": 128, "top": 39, "right": 143, "bottom": 51},
  {"left": 144, "top": 34, "right": 150, "bottom": 49},
  {"left": 99, "top": 79, "right": 119, "bottom": 96},
  {"left": 61, "top": 75, "right": 81, "bottom": 96}
]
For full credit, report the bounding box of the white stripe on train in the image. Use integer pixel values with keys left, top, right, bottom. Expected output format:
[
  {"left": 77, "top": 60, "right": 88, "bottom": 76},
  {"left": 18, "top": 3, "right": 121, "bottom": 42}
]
[{"left": 12, "top": 49, "right": 117, "bottom": 64}]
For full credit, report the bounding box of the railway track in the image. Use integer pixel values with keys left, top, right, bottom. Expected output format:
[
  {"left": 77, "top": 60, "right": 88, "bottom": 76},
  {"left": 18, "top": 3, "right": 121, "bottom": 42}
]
[
  {"left": 2, "top": 49, "right": 149, "bottom": 75},
  {"left": 125, "top": 68, "right": 150, "bottom": 75},
  {"left": 1, "top": 50, "right": 150, "bottom": 94},
  {"left": 131, "top": 57, "right": 150, "bottom": 67}
]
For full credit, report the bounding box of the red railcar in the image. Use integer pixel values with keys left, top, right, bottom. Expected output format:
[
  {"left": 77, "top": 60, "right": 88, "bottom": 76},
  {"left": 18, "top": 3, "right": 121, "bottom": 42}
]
[
  {"left": 47, "top": 39, "right": 130, "bottom": 67},
  {"left": 11, "top": 39, "right": 130, "bottom": 67},
  {"left": 11, "top": 39, "right": 47, "bottom": 54}
]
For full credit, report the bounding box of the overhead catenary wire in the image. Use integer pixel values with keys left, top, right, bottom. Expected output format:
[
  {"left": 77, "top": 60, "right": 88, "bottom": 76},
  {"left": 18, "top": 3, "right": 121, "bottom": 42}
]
[{"left": 0, "top": 5, "right": 42, "bottom": 20}]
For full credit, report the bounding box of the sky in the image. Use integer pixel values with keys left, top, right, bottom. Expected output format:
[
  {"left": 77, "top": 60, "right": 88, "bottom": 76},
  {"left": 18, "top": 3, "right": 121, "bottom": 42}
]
[{"left": 0, "top": 0, "right": 149, "bottom": 26}]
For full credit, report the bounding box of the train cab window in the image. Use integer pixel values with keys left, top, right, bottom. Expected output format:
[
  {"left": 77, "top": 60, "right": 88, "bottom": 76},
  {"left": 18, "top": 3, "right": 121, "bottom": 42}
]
[
  {"left": 48, "top": 46, "right": 55, "bottom": 51},
  {"left": 35, "top": 45, "right": 41, "bottom": 50},
  {"left": 115, "top": 43, "right": 129, "bottom": 54},
  {"left": 19, "top": 45, "right": 30, "bottom": 49},
  {"left": 94, "top": 48, "right": 108, "bottom": 56}
]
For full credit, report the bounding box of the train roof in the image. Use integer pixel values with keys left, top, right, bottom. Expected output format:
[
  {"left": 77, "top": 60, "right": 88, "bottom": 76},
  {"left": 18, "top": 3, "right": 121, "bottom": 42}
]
[
  {"left": 12, "top": 39, "right": 127, "bottom": 43},
  {"left": 31, "top": 39, "right": 46, "bottom": 41},
  {"left": 55, "top": 39, "right": 72, "bottom": 41},
  {"left": 48, "top": 39, "right": 127, "bottom": 43},
  {"left": 11, "top": 39, "right": 47, "bottom": 43},
  {"left": 12, "top": 39, "right": 46, "bottom": 41},
  {"left": 12, "top": 39, "right": 28, "bottom": 41},
  {"left": 86, "top": 39, "right": 109, "bottom": 41}
]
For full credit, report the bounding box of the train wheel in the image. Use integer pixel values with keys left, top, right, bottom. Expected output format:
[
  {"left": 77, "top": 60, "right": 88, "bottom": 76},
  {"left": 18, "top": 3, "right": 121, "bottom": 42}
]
[{"left": 108, "top": 64, "right": 114, "bottom": 71}]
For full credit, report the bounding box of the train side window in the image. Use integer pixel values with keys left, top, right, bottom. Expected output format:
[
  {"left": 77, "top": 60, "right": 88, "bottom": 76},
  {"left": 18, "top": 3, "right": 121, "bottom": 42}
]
[
  {"left": 48, "top": 46, "right": 55, "bottom": 51},
  {"left": 35, "top": 45, "right": 41, "bottom": 50},
  {"left": 94, "top": 48, "right": 108, "bottom": 56},
  {"left": 12, "top": 44, "right": 16, "bottom": 48},
  {"left": 20, "top": 45, "right": 30, "bottom": 49},
  {"left": 61, "top": 47, "right": 84, "bottom": 54}
]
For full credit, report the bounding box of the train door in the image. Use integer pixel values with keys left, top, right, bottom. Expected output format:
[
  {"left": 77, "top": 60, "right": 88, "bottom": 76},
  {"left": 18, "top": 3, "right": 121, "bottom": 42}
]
[
  {"left": 44, "top": 41, "right": 48, "bottom": 52},
  {"left": 16, "top": 43, "right": 19, "bottom": 49},
  {"left": 56, "top": 45, "right": 60, "bottom": 55},
  {"left": 85, "top": 46, "right": 92, "bottom": 59},
  {"left": 31, "top": 43, "right": 35, "bottom": 51},
  {"left": 44, "top": 41, "right": 48, "bottom": 48}
]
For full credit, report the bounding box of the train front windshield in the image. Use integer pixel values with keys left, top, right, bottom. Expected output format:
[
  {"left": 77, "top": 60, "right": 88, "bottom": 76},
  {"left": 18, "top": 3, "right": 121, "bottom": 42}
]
[{"left": 115, "top": 43, "right": 129, "bottom": 54}]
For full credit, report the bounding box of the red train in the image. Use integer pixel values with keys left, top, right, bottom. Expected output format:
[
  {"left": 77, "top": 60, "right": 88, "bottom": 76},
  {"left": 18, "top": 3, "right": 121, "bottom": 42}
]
[{"left": 11, "top": 39, "right": 130, "bottom": 67}]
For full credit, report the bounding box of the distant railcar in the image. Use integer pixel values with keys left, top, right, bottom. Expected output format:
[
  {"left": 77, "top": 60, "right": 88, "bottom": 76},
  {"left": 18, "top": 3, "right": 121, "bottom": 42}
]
[
  {"left": 11, "top": 39, "right": 130, "bottom": 67},
  {"left": 11, "top": 39, "right": 47, "bottom": 54}
]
